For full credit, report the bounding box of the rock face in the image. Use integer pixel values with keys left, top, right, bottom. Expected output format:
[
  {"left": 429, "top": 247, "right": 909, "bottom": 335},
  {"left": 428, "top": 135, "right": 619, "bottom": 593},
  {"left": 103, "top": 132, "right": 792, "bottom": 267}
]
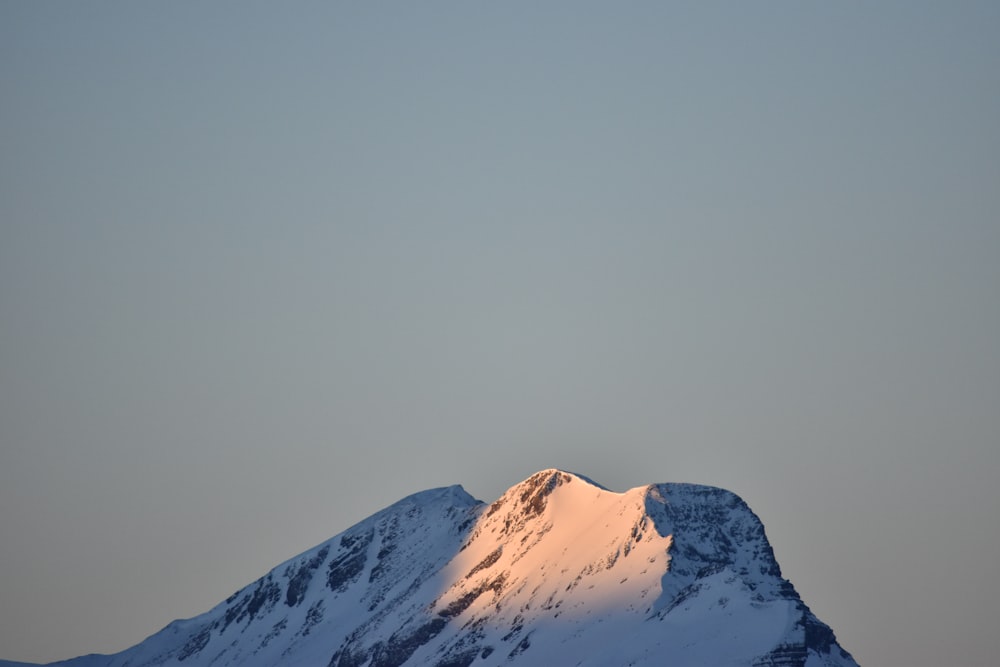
[{"left": 2, "top": 470, "right": 858, "bottom": 667}]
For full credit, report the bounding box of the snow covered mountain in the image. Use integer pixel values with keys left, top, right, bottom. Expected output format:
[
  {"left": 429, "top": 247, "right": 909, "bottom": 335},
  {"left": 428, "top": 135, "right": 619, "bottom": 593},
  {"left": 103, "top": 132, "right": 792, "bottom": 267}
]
[{"left": 1, "top": 470, "right": 858, "bottom": 667}]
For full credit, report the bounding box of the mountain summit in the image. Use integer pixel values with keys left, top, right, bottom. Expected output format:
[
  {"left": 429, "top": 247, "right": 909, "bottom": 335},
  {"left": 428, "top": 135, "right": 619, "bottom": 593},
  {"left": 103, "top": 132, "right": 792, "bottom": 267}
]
[{"left": 2, "top": 470, "right": 857, "bottom": 667}]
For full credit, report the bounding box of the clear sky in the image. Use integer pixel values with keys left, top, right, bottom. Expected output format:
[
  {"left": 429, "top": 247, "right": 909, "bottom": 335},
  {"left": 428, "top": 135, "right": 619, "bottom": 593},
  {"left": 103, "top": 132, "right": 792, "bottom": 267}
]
[{"left": 1, "top": 2, "right": 998, "bottom": 666}]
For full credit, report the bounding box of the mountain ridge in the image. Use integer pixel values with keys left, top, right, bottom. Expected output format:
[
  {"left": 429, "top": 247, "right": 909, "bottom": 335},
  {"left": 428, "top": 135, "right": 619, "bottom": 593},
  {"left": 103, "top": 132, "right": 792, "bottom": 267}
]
[{"left": 1, "top": 469, "right": 857, "bottom": 667}]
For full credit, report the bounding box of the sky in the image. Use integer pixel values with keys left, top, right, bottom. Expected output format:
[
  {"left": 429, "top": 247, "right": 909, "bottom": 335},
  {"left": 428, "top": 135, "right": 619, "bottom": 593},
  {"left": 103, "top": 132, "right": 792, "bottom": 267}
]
[{"left": 0, "top": 2, "right": 998, "bottom": 665}]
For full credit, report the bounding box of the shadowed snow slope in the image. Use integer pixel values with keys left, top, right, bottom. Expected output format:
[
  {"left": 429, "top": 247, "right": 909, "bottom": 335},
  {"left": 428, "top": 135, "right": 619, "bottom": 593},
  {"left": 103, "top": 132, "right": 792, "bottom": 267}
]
[{"left": 1, "top": 470, "right": 858, "bottom": 667}]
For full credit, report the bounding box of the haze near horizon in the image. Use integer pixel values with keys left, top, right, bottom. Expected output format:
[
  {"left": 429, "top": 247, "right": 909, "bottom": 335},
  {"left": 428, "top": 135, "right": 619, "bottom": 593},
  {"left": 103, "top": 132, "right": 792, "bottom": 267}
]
[{"left": 1, "top": 3, "right": 998, "bottom": 667}]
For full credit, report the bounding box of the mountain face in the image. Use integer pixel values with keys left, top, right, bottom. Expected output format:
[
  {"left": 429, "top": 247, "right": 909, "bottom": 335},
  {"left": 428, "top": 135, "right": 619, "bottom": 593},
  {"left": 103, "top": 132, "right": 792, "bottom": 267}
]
[{"left": 3, "top": 470, "right": 858, "bottom": 667}]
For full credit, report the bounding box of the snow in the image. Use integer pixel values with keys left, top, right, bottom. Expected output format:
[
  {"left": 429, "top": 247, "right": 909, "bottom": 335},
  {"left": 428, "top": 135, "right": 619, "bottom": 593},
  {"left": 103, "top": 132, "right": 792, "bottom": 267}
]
[{"left": 0, "top": 469, "right": 857, "bottom": 667}]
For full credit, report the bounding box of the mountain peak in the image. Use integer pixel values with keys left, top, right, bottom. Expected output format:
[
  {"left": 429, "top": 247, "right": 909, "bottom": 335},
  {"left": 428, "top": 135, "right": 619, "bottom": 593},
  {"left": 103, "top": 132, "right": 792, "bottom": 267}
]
[
  {"left": 1, "top": 471, "right": 857, "bottom": 667},
  {"left": 383, "top": 483, "right": 480, "bottom": 513}
]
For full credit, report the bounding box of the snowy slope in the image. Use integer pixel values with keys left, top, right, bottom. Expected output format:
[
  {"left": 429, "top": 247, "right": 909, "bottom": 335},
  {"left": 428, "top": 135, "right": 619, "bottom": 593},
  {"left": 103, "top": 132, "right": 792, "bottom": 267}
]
[{"left": 1, "top": 470, "right": 857, "bottom": 667}]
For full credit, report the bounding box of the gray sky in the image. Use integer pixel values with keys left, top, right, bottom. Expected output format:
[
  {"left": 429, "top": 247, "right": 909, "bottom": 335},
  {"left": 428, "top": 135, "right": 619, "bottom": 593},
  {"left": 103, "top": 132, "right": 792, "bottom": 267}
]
[{"left": 1, "top": 3, "right": 998, "bottom": 666}]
